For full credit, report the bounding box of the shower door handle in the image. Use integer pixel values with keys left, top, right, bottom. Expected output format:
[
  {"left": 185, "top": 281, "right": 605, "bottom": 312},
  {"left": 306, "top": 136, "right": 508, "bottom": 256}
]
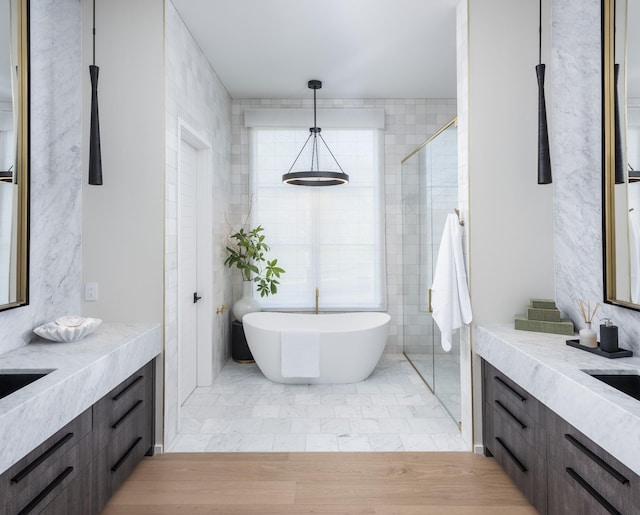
[
  {"left": 428, "top": 288, "right": 433, "bottom": 313},
  {"left": 193, "top": 292, "right": 202, "bottom": 304}
]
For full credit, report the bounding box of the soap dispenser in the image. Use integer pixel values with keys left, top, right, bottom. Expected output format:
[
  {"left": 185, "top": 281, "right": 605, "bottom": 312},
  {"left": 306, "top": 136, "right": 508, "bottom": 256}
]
[{"left": 599, "top": 318, "right": 619, "bottom": 353}]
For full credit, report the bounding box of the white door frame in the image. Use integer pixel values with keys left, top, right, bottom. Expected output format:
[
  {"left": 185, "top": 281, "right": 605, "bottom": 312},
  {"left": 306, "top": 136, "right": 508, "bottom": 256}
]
[{"left": 177, "top": 120, "right": 213, "bottom": 393}]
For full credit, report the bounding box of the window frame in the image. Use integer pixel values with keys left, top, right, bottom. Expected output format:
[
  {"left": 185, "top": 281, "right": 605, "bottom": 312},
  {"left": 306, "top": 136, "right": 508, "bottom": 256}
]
[{"left": 248, "top": 125, "right": 386, "bottom": 312}]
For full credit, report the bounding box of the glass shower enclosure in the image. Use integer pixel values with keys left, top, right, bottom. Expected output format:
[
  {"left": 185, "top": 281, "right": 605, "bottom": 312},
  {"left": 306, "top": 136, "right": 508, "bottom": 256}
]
[{"left": 401, "top": 118, "right": 461, "bottom": 425}]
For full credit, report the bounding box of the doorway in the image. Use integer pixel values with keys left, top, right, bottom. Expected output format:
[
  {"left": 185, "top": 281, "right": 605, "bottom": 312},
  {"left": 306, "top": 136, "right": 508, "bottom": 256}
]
[{"left": 177, "top": 122, "right": 213, "bottom": 406}]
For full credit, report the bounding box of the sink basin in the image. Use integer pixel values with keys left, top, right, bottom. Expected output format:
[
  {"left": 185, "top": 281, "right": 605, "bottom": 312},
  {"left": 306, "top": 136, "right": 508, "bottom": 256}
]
[
  {"left": 587, "top": 372, "right": 640, "bottom": 402},
  {"left": 0, "top": 370, "right": 52, "bottom": 400}
]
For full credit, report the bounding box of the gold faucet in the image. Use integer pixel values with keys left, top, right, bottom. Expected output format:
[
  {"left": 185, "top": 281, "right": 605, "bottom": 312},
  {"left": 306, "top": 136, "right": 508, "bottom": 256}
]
[{"left": 315, "top": 288, "right": 319, "bottom": 315}]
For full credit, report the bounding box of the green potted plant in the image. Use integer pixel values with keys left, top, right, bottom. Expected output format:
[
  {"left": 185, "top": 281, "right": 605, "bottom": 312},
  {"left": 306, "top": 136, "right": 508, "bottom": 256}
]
[{"left": 224, "top": 225, "right": 285, "bottom": 320}]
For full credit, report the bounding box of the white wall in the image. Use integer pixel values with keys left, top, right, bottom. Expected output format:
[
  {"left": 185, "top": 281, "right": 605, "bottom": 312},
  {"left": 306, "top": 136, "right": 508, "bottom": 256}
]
[
  {"left": 0, "top": 0, "right": 82, "bottom": 355},
  {"left": 466, "top": 0, "right": 555, "bottom": 449},
  {"left": 456, "top": 0, "right": 473, "bottom": 449},
  {"left": 467, "top": 0, "right": 555, "bottom": 326},
  {"left": 81, "top": 0, "right": 164, "bottom": 324},
  {"left": 80, "top": 0, "right": 164, "bottom": 450}
]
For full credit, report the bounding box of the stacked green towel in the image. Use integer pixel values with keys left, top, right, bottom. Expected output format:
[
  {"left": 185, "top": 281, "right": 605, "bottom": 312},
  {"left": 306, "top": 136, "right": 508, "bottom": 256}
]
[{"left": 514, "top": 299, "right": 574, "bottom": 335}]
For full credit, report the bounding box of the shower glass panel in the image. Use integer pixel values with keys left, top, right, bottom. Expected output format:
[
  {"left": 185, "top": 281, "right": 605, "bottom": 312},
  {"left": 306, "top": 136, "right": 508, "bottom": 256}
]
[{"left": 401, "top": 119, "right": 460, "bottom": 425}]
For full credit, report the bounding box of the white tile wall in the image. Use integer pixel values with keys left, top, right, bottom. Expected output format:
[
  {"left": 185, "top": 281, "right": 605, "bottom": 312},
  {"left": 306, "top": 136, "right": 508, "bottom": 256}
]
[
  {"left": 401, "top": 124, "right": 459, "bottom": 358},
  {"left": 164, "top": 1, "right": 233, "bottom": 449},
  {"left": 232, "top": 98, "right": 457, "bottom": 352}
]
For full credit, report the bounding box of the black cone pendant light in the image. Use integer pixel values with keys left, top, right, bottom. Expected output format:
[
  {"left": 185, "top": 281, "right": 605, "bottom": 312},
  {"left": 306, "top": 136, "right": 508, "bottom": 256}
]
[
  {"left": 282, "top": 80, "right": 349, "bottom": 186},
  {"left": 88, "top": 0, "right": 103, "bottom": 185},
  {"left": 536, "top": 0, "right": 552, "bottom": 185}
]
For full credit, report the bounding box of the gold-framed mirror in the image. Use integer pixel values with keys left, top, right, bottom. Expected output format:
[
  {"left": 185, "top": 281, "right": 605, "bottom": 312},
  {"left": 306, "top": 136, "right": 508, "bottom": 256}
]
[{"left": 0, "top": 0, "right": 29, "bottom": 311}]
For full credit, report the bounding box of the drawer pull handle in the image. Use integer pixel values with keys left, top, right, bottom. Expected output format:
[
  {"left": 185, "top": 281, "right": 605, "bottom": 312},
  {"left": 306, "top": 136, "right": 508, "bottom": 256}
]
[
  {"left": 112, "top": 399, "right": 143, "bottom": 430},
  {"left": 495, "top": 400, "right": 527, "bottom": 430},
  {"left": 565, "top": 467, "right": 621, "bottom": 515},
  {"left": 493, "top": 376, "right": 526, "bottom": 403},
  {"left": 11, "top": 432, "right": 74, "bottom": 484},
  {"left": 111, "top": 436, "right": 143, "bottom": 473},
  {"left": 17, "top": 466, "right": 74, "bottom": 515},
  {"left": 495, "top": 436, "right": 527, "bottom": 473},
  {"left": 564, "top": 434, "right": 629, "bottom": 485},
  {"left": 113, "top": 375, "right": 144, "bottom": 402}
]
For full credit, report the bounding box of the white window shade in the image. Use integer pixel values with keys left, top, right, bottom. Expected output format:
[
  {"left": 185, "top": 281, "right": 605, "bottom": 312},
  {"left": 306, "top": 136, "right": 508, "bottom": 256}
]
[
  {"left": 244, "top": 109, "right": 385, "bottom": 130},
  {"left": 250, "top": 126, "right": 386, "bottom": 311}
]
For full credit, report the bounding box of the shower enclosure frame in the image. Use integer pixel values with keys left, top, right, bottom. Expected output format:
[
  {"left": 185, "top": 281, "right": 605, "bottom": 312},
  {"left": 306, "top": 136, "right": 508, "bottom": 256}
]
[{"left": 401, "top": 117, "right": 462, "bottom": 426}]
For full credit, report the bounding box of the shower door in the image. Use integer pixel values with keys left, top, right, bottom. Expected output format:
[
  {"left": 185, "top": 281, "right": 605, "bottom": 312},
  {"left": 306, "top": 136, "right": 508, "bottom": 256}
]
[{"left": 401, "top": 119, "right": 460, "bottom": 425}]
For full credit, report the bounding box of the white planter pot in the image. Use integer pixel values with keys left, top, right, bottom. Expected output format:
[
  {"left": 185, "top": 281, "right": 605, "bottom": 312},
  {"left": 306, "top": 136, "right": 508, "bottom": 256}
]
[{"left": 232, "top": 281, "right": 261, "bottom": 321}]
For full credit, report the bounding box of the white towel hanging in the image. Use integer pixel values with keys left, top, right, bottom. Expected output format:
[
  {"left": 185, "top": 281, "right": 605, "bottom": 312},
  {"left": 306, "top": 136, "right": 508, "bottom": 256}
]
[{"left": 431, "top": 213, "right": 472, "bottom": 351}]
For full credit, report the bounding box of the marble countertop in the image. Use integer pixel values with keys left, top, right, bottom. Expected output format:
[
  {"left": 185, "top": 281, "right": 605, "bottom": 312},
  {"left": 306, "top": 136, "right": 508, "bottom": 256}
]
[
  {"left": 476, "top": 324, "right": 640, "bottom": 476},
  {"left": 0, "top": 323, "right": 162, "bottom": 475}
]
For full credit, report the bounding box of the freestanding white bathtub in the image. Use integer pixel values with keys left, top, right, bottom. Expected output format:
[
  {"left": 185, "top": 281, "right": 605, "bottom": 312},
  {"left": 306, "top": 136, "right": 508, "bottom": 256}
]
[{"left": 242, "top": 312, "right": 391, "bottom": 384}]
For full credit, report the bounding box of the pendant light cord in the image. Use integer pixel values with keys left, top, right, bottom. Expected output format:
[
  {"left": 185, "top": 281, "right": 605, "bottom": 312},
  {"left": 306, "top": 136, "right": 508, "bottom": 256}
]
[
  {"left": 313, "top": 87, "right": 317, "bottom": 129},
  {"left": 92, "top": 0, "right": 96, "bottom": 66},
  {"left": 538, "top": 0, "right": 542, "bottom": 65}
]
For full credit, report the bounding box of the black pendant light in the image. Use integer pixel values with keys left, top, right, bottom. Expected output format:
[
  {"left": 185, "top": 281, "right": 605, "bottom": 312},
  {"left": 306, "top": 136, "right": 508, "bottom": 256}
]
[
  {"left": 282, "top": 80, "right": 349, "bottom": 186},
  {"left": 536, "top": 0, "right": 552, "bottom": 185},
  {"left": 88, "top": 0, "right": 103, "bottom": 185}
]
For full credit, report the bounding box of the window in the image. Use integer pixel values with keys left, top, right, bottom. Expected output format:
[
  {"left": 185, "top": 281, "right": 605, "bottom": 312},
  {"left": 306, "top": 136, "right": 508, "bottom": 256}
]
[{"left": 249, "top": 126, "right": 385, "bottom": 311}]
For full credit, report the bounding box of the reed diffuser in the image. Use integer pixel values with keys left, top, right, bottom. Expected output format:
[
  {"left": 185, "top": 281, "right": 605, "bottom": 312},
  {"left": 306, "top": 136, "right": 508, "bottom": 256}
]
[{"left": 577, "top": 299, "right": 599, "bottom": 348}]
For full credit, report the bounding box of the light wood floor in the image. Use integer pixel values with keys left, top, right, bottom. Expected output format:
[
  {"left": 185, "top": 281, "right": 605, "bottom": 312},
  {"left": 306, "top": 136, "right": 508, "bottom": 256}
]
[{"left": 101, "top": 452, "right": 538, "bottom": 514}]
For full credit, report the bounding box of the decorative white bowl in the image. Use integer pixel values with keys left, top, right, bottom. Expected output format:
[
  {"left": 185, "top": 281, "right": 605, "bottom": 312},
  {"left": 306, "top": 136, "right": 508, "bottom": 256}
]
[{"left": 34, "top": 317, "right": 102, "bottom": 343}]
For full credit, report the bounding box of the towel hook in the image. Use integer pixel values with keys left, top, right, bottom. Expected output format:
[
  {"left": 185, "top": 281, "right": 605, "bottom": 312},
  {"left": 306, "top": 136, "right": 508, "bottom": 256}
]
[{"left": 454, "top": 209, "right": 465, "bottom": 226}]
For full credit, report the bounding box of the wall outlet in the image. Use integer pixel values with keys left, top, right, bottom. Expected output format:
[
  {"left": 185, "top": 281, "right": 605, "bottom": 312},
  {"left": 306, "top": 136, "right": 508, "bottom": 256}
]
[{"left": 85, "top": 282, "right": 99, "bottom": 301}]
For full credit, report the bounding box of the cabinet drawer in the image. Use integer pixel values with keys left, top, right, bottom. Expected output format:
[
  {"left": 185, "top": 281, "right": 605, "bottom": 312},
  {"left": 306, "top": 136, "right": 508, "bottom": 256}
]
[
  {"left": 93, "top": 362, "right": 153, "bottom": 452},
  {"left": 483, "top": 361, "right": 545, "bottom": 451},
  {"left": 483, "top": 361, "right": 541, "bottom": 424},
  {"left": 34, "top": 465, "right": 92, "bottom": 515},
  {"left": 93, "top": 403, "right": 152, "bottom": 514},
  {"left": 548, "top": 463, "right": 630, "bottom": 515},
  {"left": 0, "top": 408, "right": 92, "bottom": 508},
  {"left": 2, "top": 434, "right": 92, "bottom": 515},
  {"left": 484, "top": 402, "right": 547, "bottom": 514},
  {"left": 546, "top": 412, "right": 639, "bottom": 514}
]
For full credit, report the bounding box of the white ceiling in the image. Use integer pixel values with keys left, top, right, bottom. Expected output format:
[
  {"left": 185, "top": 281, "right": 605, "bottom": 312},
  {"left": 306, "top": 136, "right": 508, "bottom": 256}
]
[{"left": 170, "top": 0, "right": 459, "bottom": 99}]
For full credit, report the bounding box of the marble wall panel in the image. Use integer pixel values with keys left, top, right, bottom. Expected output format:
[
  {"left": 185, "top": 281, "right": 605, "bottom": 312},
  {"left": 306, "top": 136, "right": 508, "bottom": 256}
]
[
  {"left": 164, "top": 0, "right": 233, "bottom": 449},
  {"left": 552, "top": 0, "right": 640, "bottom": 355},
  {"left": 0, "top": 0, "right": 82, "bottom": 355}
]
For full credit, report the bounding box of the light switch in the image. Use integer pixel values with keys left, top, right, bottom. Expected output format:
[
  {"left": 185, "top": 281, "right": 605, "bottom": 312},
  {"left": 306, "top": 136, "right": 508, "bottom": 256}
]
[{"left": 85, "top": 282, "right": 98, "bottom": 301}]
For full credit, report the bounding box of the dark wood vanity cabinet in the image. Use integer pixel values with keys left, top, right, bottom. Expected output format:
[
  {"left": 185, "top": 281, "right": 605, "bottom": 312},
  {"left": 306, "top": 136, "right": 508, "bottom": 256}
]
[
  {"left": 0, "top": 408, "right": 93, "bottom": 515},
  {"left": 482, "top": 359, "right": 640, "bottom": 515},
  {"left": 545, "top": 409, "right": 640, "bottom": 515},
  {"left": 482, "top": 361, "right": 547, "bottom": 513},
  {"left": 0, "top": 361, "right": 154, "bottom": 515},
  {"left": 92, "top": 361, "right": 154, "bottom": 514}
]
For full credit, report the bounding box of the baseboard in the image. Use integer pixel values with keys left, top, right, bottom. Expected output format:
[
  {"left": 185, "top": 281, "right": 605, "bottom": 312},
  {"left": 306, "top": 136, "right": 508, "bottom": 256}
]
[
  {"left": 474, "top": 444, "right": 485, "bottom": 455},
  {"left": 153, "top": 444, "right": 163, "bottom": 455}
]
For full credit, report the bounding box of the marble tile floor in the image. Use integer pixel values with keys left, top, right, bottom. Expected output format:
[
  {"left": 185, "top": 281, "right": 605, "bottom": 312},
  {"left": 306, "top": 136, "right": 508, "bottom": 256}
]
[
  {"left": 168, "top": 354, "right": 466, "bottom": 453},
  {"left": 406, "top": 353, "right": 462, "bottom": 426}
]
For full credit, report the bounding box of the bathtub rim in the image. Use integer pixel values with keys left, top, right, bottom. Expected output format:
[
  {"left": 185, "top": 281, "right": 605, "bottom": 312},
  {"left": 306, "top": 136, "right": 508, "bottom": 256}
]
[{"left": 242, "top": 311, "right": 391, "bottom": 334}]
